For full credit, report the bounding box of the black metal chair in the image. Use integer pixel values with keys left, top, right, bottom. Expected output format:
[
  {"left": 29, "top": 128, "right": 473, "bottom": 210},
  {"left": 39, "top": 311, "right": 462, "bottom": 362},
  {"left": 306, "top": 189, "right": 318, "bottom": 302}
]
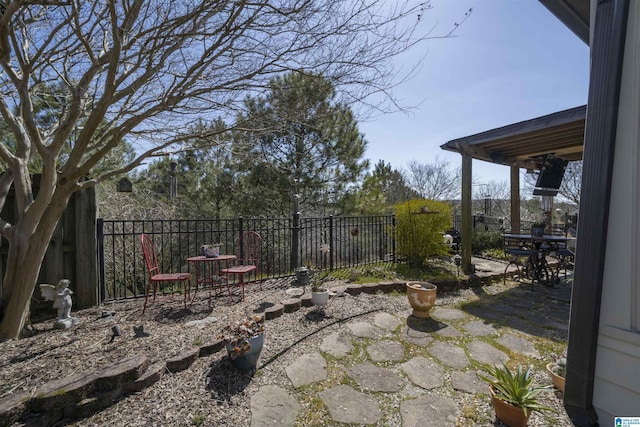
[{"left": 503, "top": 233, "right": 537, "bottom": 287}]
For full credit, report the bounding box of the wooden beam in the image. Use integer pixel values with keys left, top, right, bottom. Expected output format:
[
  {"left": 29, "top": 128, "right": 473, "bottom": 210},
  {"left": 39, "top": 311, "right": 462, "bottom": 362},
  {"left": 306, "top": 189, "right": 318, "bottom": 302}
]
[
  {"left": 461, "top": 153, "right": 473, "bottom": 274},
  {"left": 510, "top": 166, "right": 521, "bottom": 233}
]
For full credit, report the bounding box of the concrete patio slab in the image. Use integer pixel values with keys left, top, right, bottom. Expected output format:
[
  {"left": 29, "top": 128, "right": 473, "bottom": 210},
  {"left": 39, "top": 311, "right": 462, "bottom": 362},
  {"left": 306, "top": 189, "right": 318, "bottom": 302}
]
[
  {"left": 366, "top": 340, "right": 405, "bottom": 362},
  {"left": 400, "top": 394, "right": 460, "bottom": 427},
  {"left": 346, "top": 362, "right": 403, "bottom": 392},
  {"left": 401, "top": 356, "right": 444, "bottom": 390},
  {"left": 319, "top": 385, "right": 382, "bottom": 425},
  {"left": 250, "top": 385, "right": 300, "bottom": 427},
  {"left": 285, "top": 352, "right": 327, "bottom": 388}
]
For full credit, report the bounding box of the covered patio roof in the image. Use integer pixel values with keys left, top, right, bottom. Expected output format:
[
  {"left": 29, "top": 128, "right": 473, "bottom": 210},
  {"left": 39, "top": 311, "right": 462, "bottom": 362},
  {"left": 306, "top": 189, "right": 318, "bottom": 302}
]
[{"left": 440, "top": 105, "right": 586, "bottom": 170}]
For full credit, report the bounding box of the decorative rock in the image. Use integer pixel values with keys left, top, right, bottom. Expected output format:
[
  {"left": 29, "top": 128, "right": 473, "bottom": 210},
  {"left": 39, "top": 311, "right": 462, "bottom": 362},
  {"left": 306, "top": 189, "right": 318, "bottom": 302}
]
[
  {"left": 346, "top": 362, "right": 403, "bottom": 392},
  {"left": 345, "top": 284, "right": 363, "bottom": 295},
  {"left": 401, "top": 356, "right": 444, "bottom": 390},
  {"left": 346, "top": 321, "right": 382, "bottom": 339},
  {"left": 366, "top": 340, "right": 405, "bottom": 362},
  {"left": 199, "top": 340, "right": 225, "bottom": 357},
  {"left": 400, "top": 394, "right": 460, "bottom": 426},
  {"left": 250, "top": 385, "right": 301, "bottom": 427},
  {"left": 361, "top": 283, "right": 380, "bottom": 294},
  {"left": 462, "top": 320, "right": 498, "bottom": 336},
  {"left": 282, "top": 298, "right": 301, "bottom": 313},
  {"left": 166, "top": 348, "right": 199, "bottom": 373},
  {"left": 319, "top": 385, "right": 382, "bottom": 425},
  {"left": 185, "top": 316, "right": 218, "bottom": 328},
  {"left": 373, "top": 312, "right": 402, "bottom": 331},
  {"left": 285, "top": 353, "right": 327, "bottom": 388},
  {"left": 428, "top": 341, "right": 469, "bottom": 369},
  {"left": 431, "top": 308, "right": 467, "bottom": 321},
  {"left": 496, "top": 333, "right": 540, "bottom": 358},
  {"left": 300, "top": 295, "right": 313, "bottom": 307},
  {"left": 450, "top": 370, "right": 486, "bottom": 394},
  {"left": 466, "top": 341, "right": 509, "bottom": 366},
  {"left": 434, "top": 325, "right": 463, "bottom": 337},
  {"left": 379, "top": 281, "right": 396, "bottom": 293},
  {"left": 30, "top": 355, "right": 149, "bottom": 412},
  {"left": 399, "top": 326, "right": 433, "bottom": 347},
  {"left": 125, "top": 361, "right": 166, "bottom": 393},
  {"left": 320, "top": 332, "right": 353, "bottom": 358},
  {"left": 264, "top": 303, "right": 284, "bottom": 320}
]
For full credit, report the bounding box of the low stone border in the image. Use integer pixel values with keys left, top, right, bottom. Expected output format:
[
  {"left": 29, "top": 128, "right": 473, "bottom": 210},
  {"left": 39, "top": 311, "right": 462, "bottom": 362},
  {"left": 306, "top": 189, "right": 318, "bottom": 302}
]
[{"left": 0, "top": 273, "right": 507, "bottom": 426}]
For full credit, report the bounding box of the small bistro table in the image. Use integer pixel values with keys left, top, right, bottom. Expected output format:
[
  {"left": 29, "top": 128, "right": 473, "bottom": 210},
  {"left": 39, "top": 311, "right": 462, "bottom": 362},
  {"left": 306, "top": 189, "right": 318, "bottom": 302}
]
[{"left": 187, "top": 254, "right": 236, "bottom": 308}]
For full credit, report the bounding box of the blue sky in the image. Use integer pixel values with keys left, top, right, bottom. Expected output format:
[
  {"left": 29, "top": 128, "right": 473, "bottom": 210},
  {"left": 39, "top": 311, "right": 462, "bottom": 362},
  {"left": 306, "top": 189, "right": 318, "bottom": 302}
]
[{"left": 360, "top": 0, "right": 590, "bottom": 185}]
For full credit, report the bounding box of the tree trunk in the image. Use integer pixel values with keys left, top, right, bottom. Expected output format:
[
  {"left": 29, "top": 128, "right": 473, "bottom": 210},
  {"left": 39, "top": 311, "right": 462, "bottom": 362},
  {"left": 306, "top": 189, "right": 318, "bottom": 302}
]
[{"left": 0, "top": 193, "right": 71, "bottom": 340}]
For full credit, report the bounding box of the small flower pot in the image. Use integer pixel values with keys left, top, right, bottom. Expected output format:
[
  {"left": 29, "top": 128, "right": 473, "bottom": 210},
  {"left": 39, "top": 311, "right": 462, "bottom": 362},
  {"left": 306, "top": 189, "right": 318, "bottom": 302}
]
[
  {"left": 406, "top": 281, "right": 437, "bottom": 318},
  {"left": 311, "top": 290, "right": 330, "bottom": 307},
  {"left": 203, "top": 246, "right": 220, "bottom": 258},
  {"left": 489, "top": 386, "right": 530, "bottom": 427},
  {"left": 226, "top": 334, "right": 264, "bottom": 371},
  {"left": 546, "top": 362, "right": 565, "bottom": 392}
]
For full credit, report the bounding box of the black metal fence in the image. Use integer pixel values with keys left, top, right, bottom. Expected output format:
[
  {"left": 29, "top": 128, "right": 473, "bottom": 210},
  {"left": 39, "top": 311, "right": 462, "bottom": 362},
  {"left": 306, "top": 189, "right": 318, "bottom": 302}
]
[{"left": 98, "top": 214, "right": 395, "bottom": 302}]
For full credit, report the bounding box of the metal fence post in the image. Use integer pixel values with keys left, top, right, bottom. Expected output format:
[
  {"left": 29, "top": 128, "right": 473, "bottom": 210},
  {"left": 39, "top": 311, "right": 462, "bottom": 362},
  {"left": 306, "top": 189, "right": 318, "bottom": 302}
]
[
  {"left": 291, "top": 210, "right": 300, "bottom": 271},
  {"left": 97, "top": 218, "right": 106, "bottom": 303},
  {"left": 392, "top": 213, "right": 396, "bottom": 263},
  {"left": 328, "top": 215, "right": 334, "bottom": 271}
]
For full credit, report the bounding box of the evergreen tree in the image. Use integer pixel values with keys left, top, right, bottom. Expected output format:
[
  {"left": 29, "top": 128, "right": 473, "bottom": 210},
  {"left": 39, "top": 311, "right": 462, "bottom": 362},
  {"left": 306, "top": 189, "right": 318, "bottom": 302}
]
[{"left": 232, "top": 71, "right": 369, "bottom": 216}]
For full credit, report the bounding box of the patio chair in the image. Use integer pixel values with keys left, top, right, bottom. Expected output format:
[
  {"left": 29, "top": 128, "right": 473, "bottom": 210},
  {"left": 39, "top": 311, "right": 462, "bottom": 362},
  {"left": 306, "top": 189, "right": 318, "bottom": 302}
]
[
  {"left": 503, "top": 233, "right": 537, "bottom": 288},
  {"left": 221, "top": 231, "right": 263, "bottom": 301},
  {"left": 140, "top": 233, "right": 191, "bottom": 314}
]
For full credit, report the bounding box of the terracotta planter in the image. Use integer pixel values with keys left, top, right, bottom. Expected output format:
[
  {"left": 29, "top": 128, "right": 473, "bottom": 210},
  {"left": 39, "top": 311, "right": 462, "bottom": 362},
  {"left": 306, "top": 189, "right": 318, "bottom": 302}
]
[
  {"left": 311, "top": 290, "right": 330, "bottom": 307},
  {"left": 546, "top": 362, "right": 565, "bottom": 393},
  {"left": 489, "top": 387, "right": 530, "bottom": 427},
  {"left": 226, "top": 334, "right": 264, "bottom": 371},
  {"left": 406, "top": 281, "right": 437, "bottom": 318}
]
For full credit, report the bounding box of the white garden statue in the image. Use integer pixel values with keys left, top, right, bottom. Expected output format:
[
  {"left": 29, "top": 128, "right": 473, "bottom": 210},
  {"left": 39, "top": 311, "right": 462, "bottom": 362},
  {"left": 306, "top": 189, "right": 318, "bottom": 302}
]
[{"left": 40, "top": 279, "right": 80, "bottom": 329}]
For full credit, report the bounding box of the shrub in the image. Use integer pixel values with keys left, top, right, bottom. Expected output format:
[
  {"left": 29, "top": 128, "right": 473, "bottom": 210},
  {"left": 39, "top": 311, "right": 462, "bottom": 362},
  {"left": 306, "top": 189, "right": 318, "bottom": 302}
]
[
  {"left": 394, "top": 199, "right": 451, "bottom": 266},
  {"left": 472, "top": 230, "right": 503, "bottom": 254}
]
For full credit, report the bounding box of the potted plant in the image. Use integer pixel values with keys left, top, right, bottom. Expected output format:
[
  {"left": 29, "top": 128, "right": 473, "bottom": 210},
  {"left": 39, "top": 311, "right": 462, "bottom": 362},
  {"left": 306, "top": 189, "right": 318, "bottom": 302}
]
[
  {"left": 479, "top": 363, "right": 556, "bottom": 427},
  {"left": 202, "top": 243, "right": 223, "bottom": 258},
  {"left": 406, "top": 281, "right": 437, "bottom": 318},
  {"left": 219, "top": 314, "right": 265, "bottom": 371},
  {"left": 311, "top": 274, "right": 329, "bottom": 307},
  {"left": 546, "top": 357, "right": 566, "bottom": 392},
  {"left": 530, "top": 222, "right": 546, "bottom": 237}
]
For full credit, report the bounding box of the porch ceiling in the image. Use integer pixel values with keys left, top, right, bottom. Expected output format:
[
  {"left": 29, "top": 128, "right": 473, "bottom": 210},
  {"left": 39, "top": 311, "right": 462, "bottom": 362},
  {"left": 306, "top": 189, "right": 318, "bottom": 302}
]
[{"left": 440, "top": 105, "right": 586, "bottom": 171}]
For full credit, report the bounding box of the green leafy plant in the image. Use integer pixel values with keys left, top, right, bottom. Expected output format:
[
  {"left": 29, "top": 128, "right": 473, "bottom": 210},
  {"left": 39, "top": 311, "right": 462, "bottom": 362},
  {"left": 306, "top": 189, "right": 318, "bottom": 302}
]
[
  {"left": 478, "top": 363, "right": 557, "bottom": 417},
  {"left": 311, "top": 273, "right": 327, "bottom": 292},
  {"left": 550, "top": 357, "right": 566, "bottom": 378}
]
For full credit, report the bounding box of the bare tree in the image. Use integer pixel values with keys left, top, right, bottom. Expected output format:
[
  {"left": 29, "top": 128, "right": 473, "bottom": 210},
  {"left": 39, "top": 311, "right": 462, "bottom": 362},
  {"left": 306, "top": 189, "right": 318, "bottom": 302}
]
[
  {"left": 405, "top": 157, "right": 460, "bottom": 200},
  {"left": 0, "top": 1, "right": 467, "bottom": 339}
]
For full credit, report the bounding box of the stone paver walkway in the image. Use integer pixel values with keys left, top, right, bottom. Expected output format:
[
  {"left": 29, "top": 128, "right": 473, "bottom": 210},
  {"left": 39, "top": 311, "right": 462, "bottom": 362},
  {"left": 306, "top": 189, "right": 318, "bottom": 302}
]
[{"left": 250, "top": 275, "right": 572, "bottom": 426}]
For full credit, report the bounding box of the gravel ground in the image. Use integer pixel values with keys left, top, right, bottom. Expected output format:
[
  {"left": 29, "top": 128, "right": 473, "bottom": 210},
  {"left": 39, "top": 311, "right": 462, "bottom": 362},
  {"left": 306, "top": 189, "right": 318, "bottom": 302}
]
[{"left": 0, "top": 278, "right": 572, "bottom": 426}]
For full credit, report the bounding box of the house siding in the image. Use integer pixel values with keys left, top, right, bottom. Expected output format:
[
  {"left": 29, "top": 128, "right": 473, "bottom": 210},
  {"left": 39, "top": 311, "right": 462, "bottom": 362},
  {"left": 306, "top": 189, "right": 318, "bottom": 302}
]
[{"left": 593, "top": 1, "right": 640, "bottom": 422}]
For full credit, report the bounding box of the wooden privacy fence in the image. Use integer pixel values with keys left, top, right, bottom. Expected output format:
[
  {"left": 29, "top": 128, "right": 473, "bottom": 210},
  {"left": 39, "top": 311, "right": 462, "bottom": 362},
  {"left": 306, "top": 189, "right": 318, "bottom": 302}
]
[{"left": 0, "top": 175, "right": 98, "bottom": 310}]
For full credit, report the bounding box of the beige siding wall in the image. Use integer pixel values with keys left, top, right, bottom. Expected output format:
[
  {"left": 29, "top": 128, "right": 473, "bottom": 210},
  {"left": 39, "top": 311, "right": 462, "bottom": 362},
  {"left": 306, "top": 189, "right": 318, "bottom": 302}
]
[{"left": 593, "top": 1, "right": 640, "bottom": 422}]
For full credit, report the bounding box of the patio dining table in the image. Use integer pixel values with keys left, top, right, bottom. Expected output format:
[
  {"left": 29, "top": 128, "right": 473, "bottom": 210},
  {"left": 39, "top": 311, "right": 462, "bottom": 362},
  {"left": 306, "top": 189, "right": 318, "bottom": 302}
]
[
  {"left": 187, "top": 254, "right": 236, "bottom": 308},
  {"left": 504, "top": 233, "right": 575, "bottom": 286}
]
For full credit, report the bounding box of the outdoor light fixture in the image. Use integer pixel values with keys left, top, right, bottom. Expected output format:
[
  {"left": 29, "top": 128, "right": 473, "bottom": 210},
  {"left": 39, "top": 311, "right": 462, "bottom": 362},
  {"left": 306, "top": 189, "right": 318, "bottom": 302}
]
[
  {"left": 453, "top": 253, "right": 462, "bottom": 276},
  {"left": 116, "top": 177, "right": 132, "bottom": 192}
]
